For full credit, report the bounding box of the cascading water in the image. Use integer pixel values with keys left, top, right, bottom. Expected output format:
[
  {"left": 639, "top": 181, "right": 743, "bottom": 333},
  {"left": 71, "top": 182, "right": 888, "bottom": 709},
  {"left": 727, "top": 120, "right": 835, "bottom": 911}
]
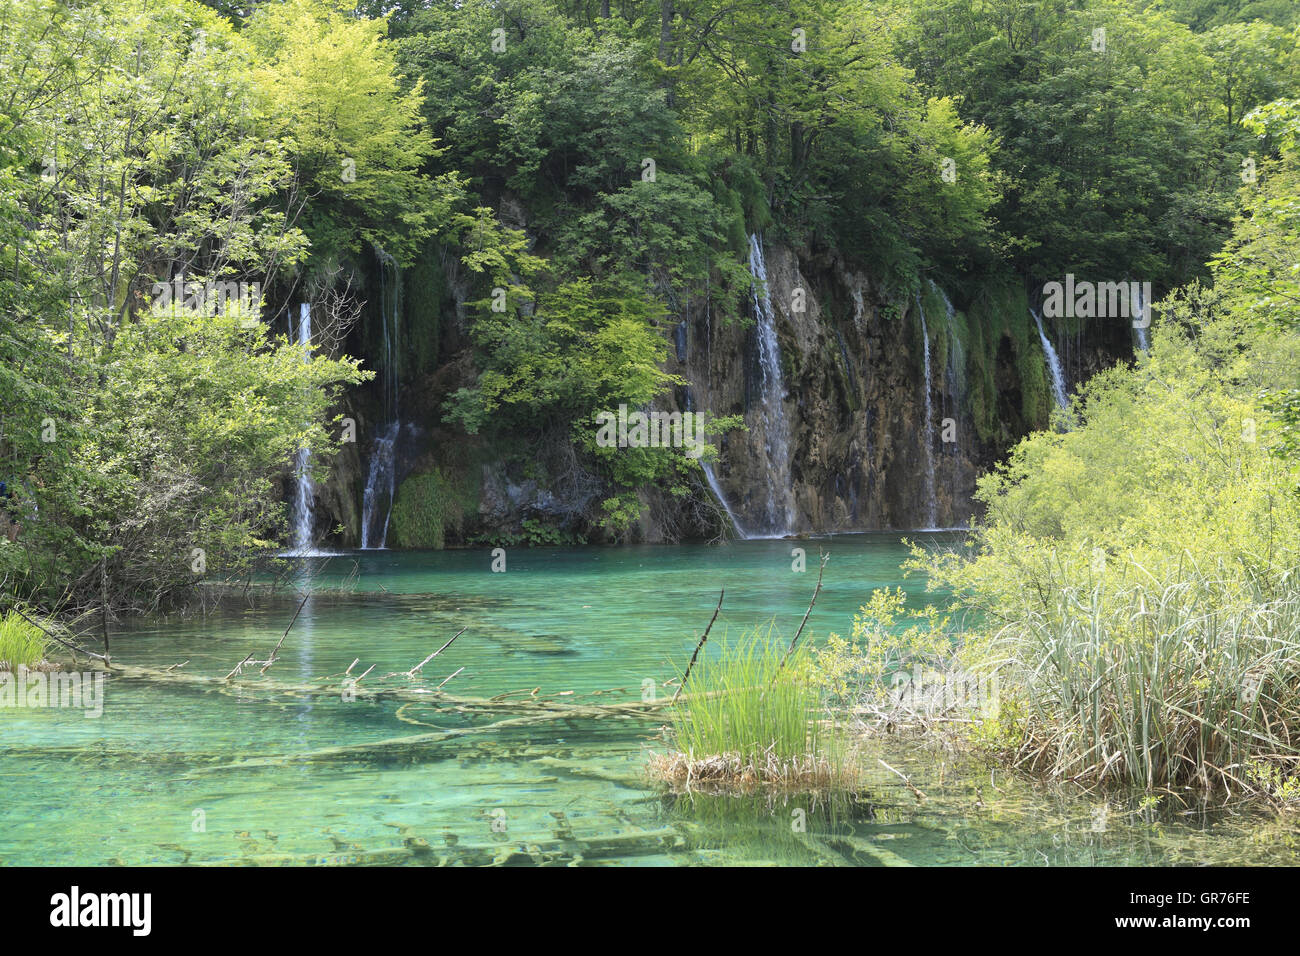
[
  {"left": 686, "top": 388, "right": 747, "bottom": 538},
  {"left": 931, "top": 282, "right": 965, "bottom": 400},
  {"left": 361, "top": 247, "right": 402, "bottom": 550},
  {"left": 360, "top": 422, "right": 399, "bottom": 550},
  {"left": 290, "top": 303, "right": 315, "bottom": 552},
  {"left": 1033, "top": 308, "right": 1070, "bottom": 409},
  {"left": 1131, "top": 284, "right": 1151, "bottom": 352},
  {"left": 701, "top": 463, "right": 747, "bottom": 539},
  {"left": 747, "top": 234, "right": 795, "bottom": 536},
  {"left": 915, "top": 296, "right": 938, "bottom": 530}
]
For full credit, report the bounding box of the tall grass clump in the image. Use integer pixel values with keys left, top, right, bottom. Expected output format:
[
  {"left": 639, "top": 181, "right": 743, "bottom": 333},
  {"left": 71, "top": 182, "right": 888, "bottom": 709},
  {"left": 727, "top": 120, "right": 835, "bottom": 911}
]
[
  {"left": 0, "top": 611, "right": 50, "bottom": 670},
  {"left": 650, "top": 627, "right": 859, "bottom": 794},
  {"left": 963, "top": 573, "right": 1300, "bottom": 798}
]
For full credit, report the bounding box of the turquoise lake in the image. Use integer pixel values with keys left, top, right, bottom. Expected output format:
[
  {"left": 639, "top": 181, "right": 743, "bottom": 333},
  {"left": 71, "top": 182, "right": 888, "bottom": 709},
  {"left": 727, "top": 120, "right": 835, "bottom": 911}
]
[{"left": 1, "top": 533, "right": 1296, "bottom": 866}]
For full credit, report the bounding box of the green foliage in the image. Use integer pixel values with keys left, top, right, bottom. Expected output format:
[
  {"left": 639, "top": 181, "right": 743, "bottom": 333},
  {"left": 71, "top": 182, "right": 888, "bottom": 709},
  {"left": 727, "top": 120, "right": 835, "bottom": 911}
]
[
  {"left": 1211, "top": 99, "right": 1300, "bottom": 471},
  {"left": 810, "top": 588, "right": 953, "bottom": 705},
  {"left": 72, "top": 307, "right": 365, "bottom": 606},
  {"left": 0, "top": 0, "right": 372, "bottom": 609},
  {"left": 924, "top": 323, "right": 1299, "bottom": 622},
  {"left": 911, "top": 201, "right": 1300, "bottom": 793},
  {"left": 401, "top": 243, "right": 448, "bottom": 381},
  {"left": 387, "top": 466, "right": 480, "bottom": 550},
  {"left": 0, "top": 612, "right": 48, "bottom": 670},
  {"left": 246, "top": 0, "right": 457, "bottom": 264},
  {"left": 960, "top": 573, "right": 1300, "bottom": 793},
  {"left": 469, "top": 517, "right": 583, "bottom": 548},
  {"left": 961, "top": 281, "right": 1046, "bottom": 441},
  {"left": 898, "top": 0, "right": 1299, "bottom": 290},
  {"left": 447, "top": 276, "right": 677, "bottom": 434},
  {"left": 667, "top": 628, "right": 853, "bottom": 780}
]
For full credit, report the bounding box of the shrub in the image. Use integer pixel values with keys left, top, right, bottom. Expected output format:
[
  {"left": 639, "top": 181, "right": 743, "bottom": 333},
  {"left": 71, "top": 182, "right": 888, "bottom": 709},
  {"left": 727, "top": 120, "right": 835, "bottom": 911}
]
[{"left": 961, "top": 571, "right": 1300, "bottom": 795}]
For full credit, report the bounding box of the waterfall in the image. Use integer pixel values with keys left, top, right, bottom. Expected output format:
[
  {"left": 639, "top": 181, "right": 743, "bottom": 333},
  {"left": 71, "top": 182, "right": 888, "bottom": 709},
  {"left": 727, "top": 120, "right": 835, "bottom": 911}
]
[
  {"left": 686, "top": 388, "right": 747, "bottom": 538},
  {"left": 1131, "top": 284, "right": 1151, "bottom": 352},
  {"left": 835, "top": 328, "right": 856, "bottom": 390},
  {"left": 931, "top": 282, "right": 965, "bottom": 399},
  {"left": 702, "top": 460, "right": 747, "bottom": 538},
  {"left": 290, "top": 303, "right": 315, "bottom": 552},
  {"left": 916, "top": 296, "right": 938, "bottom": 529},
  {"left": 375, "top": 247, "right": 399, "bottom": 419},
  {"left": 746, "top": 233, "right": 795, "bottom": 536},
  {"left": 361, "top": 247, "right": 402, "bottom": 549},
  {"left": 360, "top": 421, "right": 399, "bottom": 550},
  {"left": 1033, "top": 308, "right": 1070, "bottom": 408}
]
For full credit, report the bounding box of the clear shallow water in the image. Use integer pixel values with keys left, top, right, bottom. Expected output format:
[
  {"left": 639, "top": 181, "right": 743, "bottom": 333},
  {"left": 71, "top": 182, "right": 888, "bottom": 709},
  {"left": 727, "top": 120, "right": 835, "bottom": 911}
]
[{"left": 1, "top": 533, "right": 1296, "bottom": 866}]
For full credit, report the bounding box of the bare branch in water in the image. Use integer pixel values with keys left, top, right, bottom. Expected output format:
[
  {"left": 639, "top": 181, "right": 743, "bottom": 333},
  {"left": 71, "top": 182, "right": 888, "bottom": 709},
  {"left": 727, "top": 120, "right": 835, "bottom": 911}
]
[
  {"left": 779, "top": 549, "right": 828, "bottom": 672},
  {"left": 672, "top": 588, "right": 725, "bottom": 704}
]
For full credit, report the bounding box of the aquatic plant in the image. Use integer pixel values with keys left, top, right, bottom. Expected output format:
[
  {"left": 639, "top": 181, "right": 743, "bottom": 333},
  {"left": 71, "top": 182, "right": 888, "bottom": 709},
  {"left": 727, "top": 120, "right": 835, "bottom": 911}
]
[
  {"left": 962, "top": 574, "right": 1300, "bottom": 799},
  {"left": 0, "top": 611, "right": 50, "bottom": 670},
  {"left": 651, "top": 628, "right": 859, "bottom": 794}
]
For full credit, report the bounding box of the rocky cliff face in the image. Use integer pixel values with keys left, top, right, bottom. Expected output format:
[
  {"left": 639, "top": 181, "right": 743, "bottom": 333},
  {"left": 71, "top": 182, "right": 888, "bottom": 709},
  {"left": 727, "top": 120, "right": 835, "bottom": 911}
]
[
  {"left": 667, "top": 240, "right": 988, "bottom": 536},
  {"left": 303, "top": 231, "right": 1124, "bottom": 547}
]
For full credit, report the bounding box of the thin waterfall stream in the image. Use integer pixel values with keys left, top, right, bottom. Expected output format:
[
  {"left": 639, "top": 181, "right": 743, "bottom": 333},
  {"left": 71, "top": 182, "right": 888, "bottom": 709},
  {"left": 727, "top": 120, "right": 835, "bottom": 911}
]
[
  {"left": 1033, "top": 308, "right": 1070, "bottom": 409},
  {"left": 747, "top": 233, "right": 795, "bottom": 536},
  {"left": 360, "top": 247, "right": 402, "bottom": 549},
  {"left": 685, "top": 387, "right": 747, "bottom": 538},
  {"left": 290, "top": 303, "right": 316, "bottom": 553}
]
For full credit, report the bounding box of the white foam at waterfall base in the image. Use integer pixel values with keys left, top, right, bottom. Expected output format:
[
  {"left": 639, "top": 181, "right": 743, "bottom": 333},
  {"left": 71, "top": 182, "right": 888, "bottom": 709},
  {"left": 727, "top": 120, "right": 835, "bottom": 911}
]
[
  {"left": 746, "top": 234, "right": 795, "bottom": 536},
  {"left": 1032, "top": 308, "right": 1070, "bottom": 409}
]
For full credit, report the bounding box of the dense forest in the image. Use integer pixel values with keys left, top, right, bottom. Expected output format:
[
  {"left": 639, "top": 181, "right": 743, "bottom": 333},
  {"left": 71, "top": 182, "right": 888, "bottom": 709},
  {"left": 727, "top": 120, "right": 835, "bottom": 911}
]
[
  {"left": 1, "top": 0, "right": 1297, "bottom": 626},
  {"left": 3, "top": 0, "right": 1300, "bottom": 864}
]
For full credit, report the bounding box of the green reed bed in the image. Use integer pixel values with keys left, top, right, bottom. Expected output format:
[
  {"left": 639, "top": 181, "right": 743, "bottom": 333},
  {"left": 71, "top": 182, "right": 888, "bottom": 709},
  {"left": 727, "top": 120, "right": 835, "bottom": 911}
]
[
  {"left": 0, "top": 610, "right": 50, "bottom": 670},
  {"left": 970, "top": 576, "right": 1300, "bottom": 803},
  {"left": 650, "top": 628, "right": 859, "bottom": 794}
]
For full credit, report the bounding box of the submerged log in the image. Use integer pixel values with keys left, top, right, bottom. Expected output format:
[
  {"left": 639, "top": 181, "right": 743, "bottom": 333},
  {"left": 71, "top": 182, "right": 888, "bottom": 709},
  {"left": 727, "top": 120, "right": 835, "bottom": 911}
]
[
  {"left": 194, "top": 826, "right": 687, "bottom": 867},
  {"left": 107, "top": 659, "right": 673, "bottom": 717}
]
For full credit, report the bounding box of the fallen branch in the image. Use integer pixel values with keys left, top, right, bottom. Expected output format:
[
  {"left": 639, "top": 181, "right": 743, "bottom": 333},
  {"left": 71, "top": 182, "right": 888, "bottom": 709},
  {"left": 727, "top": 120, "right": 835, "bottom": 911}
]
[
  {"left": 224, "top": 594, "right": 308, "bottom": 679},
  {"left": 6, "top": 605, "right": 110, "bottom": 663},
  {"left": 878, "top": 758, "right": 927, "bottom": 803},
  {"left": 223, "top": 653, "right": 254, "bottom": 682},
  {"left": 408, "top": 627, "right": 467, "bottom": 677}
]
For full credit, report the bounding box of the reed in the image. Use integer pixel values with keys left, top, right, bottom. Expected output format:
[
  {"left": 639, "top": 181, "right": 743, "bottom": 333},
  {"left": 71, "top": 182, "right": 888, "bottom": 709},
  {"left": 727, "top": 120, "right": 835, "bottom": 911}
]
[
  {"left": 969, "top": 574, "right": 1300, "bottom": 800},
  {"left": 0, "top": 611, "right": 50, "bottom": 670},
  {"left": 650, "top": 627, "right": 859, "bottom": 793}
]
